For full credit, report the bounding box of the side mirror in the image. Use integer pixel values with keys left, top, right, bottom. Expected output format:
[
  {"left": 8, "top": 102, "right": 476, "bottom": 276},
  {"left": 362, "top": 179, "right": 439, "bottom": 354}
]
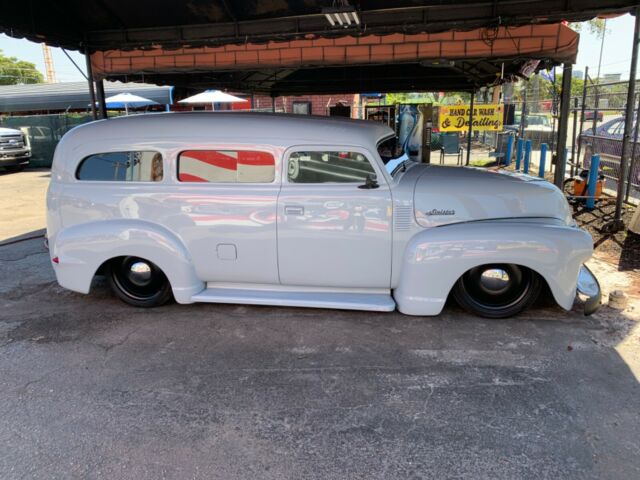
[{"left": 358, "top": 174, "right": 379, "bottom": 189}]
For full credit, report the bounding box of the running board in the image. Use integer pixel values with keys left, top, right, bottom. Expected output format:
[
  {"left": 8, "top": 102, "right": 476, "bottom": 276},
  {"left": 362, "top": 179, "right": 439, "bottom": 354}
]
[{"left": 191, "top": 288, "right": 396, "bottom": 312}]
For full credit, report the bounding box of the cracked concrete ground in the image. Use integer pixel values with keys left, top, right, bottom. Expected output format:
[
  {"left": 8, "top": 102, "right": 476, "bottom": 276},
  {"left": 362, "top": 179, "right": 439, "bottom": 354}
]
[{"left": 1, "top": 170, "right": 640, "bottom": 479}]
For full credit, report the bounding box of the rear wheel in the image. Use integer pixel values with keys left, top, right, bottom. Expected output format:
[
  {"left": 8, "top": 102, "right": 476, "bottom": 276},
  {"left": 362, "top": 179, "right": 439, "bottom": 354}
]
[
  {"left": 452, "top": 264, "right": 541, "bottom": 318},
  {"left": 106, "top": 256, "right": 173, "bottom": 307}
]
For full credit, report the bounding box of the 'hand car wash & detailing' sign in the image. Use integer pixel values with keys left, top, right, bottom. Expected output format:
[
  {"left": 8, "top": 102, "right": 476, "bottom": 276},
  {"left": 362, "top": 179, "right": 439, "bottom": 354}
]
[{"left": 439, "top": 104, "right": 503, "bottom": 132}]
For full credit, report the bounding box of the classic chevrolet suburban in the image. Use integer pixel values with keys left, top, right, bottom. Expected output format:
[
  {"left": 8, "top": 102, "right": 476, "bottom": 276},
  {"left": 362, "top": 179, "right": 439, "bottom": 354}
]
[
  {"left": 46, "top": 113, "right": 600, "bottom": 318},
  {"left": 0, "top": 127, "right": 31, "bottom": 171}
]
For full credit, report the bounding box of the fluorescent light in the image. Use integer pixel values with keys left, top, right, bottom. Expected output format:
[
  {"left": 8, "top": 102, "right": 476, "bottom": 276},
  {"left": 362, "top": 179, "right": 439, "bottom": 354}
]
[
  {"left": 322, "top": 6, "right": 360, "bottom": 28},
  {"left": 324, "top": 13, "right": 335, "bottom": 26}
]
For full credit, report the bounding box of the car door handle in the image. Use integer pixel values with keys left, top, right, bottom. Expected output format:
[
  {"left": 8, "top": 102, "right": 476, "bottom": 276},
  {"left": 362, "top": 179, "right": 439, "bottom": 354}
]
[{"left": 284, "top": 205, "right": 304, "bottom": 215}]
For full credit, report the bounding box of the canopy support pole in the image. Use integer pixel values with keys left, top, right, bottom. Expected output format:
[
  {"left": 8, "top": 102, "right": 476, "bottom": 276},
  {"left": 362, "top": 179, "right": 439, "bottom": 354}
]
[
  {"left": 610, "top": 7, "right": 640, "bottom": 231},
  {"left": 466, "top": 91, "right": 475, "bottom": 166},
  {"left": 84, "top": 48, "right": 97, "bottom": 120},
  {"left": 554, "top": 62, "right": 572, "bottom": 188},
  {"left": 96, "top": 79, "right": 108, "bottom": 119}
]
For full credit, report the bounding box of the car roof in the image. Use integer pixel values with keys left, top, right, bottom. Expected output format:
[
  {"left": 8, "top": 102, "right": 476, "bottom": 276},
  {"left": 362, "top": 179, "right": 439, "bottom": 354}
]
[{"left": 60, "top": 112, "right": 395, "bottom": 150}]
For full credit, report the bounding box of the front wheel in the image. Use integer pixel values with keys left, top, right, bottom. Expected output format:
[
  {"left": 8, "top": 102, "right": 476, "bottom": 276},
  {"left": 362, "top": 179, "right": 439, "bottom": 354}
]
[
  {"left": 452, "top": 264, "right": 541, "bottom": 318},
  {"left": 106, "top": 256, "right": 173, "bottom": 308}
]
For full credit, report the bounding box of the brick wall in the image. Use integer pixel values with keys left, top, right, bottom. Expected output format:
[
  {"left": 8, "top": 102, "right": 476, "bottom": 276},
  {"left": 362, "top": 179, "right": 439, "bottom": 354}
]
[{"left": 252, "top": 94, "right": 359, "bottom": 117}]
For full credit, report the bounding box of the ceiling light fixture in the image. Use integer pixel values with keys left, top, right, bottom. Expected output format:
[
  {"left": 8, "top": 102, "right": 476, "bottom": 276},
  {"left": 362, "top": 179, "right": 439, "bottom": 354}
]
[{"left": 322, "top": 3, "right": 360, "bottom": 28}]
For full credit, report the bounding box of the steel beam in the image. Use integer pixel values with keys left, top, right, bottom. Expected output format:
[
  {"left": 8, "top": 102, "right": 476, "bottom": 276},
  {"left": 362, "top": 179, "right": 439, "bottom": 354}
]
[
  {"left": 554, "top": 63, "right": 572, "bottom": 187},
  {"left": 96, "top": 79, "right": 108, "bottom": 119},
  {"left": 613, "top": 8, "right": 640, "bottom": 227},
  {"left": 84, "top": 49, "right": 97, "bottom": 120}
]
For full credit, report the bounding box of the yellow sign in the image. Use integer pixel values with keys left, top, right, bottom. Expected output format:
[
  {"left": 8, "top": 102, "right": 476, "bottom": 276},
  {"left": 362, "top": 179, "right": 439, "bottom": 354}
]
[{"left": 439, "top": 104, "right": 504, "bottom": 132}]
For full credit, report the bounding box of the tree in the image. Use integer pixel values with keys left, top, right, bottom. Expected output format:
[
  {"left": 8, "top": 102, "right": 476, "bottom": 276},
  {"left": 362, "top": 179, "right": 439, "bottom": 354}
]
[
  {"left": 0, "top": 50, "right": 44, "bottom": 85},
  {"left": 569, "top": 18, "right": 608, "bottom": 39}
]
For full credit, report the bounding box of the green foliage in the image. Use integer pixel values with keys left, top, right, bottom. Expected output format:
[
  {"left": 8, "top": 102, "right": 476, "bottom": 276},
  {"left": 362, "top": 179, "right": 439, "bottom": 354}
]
[
  {"left": 570, "top": 18, "right": 608, "bottom": 39},
  {"left": 0, "top": 49, "right": 44, "bottom": 85},
  {"left": 382, "top": 91, "right": 472, "bottom": 106},
  {"left": 511, "top": 74, "right": 585, "bottom": 103}
]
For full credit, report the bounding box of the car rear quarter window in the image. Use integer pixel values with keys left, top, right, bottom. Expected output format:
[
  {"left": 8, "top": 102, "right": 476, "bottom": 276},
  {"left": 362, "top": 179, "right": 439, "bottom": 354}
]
[
  {"left": 76, "top": 151, "right": 163, "bottom": 182},
  {"left": 178, "top": 150, "right": 275, "bottom": 183},
  {"left": 287, "top": 151, "right": 375, "bottom": 183}
]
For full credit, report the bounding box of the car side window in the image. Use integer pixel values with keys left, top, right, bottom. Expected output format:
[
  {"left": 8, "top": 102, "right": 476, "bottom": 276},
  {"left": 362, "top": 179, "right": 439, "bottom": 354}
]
[
  {"left": 287, "top": 150, "right": 376, "bottom": 183},
  {"left": 76, "top": 151, "right": 163, "bottom": 181},
  {"left": 178, "top": 150, "right": 275, "bottom": 183}
]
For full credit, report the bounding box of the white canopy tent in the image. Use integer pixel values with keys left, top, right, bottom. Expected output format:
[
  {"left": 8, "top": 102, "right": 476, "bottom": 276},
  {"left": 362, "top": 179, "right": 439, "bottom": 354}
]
[
  {"left": 104, "top": 92, "right": 158, "bottom": 114},
  {"left": 178, "top": 90, "right": 246, "bottom": 110}
]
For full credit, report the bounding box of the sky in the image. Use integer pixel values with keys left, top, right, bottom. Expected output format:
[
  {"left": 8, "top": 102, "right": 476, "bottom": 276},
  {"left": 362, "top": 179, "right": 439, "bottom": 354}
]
[{"left": 0, "top": 14, "right": 637, "bottom": 84}]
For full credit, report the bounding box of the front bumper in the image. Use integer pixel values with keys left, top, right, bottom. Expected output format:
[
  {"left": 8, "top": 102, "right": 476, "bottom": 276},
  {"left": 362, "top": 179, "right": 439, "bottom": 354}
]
[
  {"left": 0, "top": 149, "right": 31, "bottom": 167},
  {"left": 576, "top": 265, "right": 601, "bottom": 315}
]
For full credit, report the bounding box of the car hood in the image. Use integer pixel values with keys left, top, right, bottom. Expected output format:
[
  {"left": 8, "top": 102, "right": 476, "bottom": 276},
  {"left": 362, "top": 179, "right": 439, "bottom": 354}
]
[
  {"left": 410, "top": 165, "right": 573, "bottom": 227},
  {"left": 0, "top": 127, "right": 22, "bottom": 136}
]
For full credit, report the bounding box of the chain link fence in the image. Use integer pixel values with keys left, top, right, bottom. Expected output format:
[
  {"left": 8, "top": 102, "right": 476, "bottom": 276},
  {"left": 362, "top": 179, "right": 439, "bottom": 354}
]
[
  {"left": 574, "top": 80, "right": 639, "bottom": 202},
  {"left": 0, "top": 113, "right": 96, "bottom": 167}
]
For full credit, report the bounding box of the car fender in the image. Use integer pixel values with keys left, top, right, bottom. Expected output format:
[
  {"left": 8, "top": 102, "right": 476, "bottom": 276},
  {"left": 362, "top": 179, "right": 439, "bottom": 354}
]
[
  {"left": 51, "top": 219, "right": 204, "bottom": 303},
  {"left": 393, "top": 220, "right": 593, "bottom": 316}
]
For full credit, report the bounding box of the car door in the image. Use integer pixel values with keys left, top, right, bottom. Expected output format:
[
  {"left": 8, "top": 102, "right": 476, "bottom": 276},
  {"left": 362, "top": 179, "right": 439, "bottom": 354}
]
[
  {"left": 277, "top": 146, "right": 392, "bottom": 288},
  {"left": 168, "top": 147, "right": 281, "bottom": 284}
]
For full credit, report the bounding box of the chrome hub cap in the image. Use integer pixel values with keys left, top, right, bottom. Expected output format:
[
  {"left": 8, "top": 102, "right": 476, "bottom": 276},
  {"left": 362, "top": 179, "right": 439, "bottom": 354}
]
[
  {"left": 479, "top": 268, "right": 511, "bottom": 295},
  {"left": 128, "top": 261, "right": 152, "bottom": 286}
]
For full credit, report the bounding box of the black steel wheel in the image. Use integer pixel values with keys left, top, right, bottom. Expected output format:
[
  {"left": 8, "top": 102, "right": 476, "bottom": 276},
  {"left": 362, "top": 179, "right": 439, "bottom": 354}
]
[
  {"left": 106, "top": 256, "right": 173, "bottom": 307},
  {"left": 452, "top": 264, "right": 541, "bottom": 318}
]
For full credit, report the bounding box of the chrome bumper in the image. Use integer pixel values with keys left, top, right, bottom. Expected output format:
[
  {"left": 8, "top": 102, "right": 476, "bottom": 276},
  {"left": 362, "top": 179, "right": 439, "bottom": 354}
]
[{"left": 577, "top": 265, "right": 601, "bottom": 315}]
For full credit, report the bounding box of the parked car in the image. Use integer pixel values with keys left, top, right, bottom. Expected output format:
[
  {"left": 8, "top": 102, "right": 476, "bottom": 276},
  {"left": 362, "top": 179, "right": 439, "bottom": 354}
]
[
  {"left": 578, "top": 116, "right": 638, "bottom": 157},
  {"left": 584, "top": 110, "right": 604, "bottom": 122},
  {"left": 46, "top": 113, "right": 600, "bottom": 318},
  {"left": 505, "top": 113, "right": 554, "bottom": 148},
  {"left": 0, "top": 127, "right": 31, "bottom": 172}
]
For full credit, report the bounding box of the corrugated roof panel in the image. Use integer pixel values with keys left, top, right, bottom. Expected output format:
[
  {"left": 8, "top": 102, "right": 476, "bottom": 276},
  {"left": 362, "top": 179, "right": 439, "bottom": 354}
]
[{"left": 0, "top": 81, "right": 173, "bottom": 113}]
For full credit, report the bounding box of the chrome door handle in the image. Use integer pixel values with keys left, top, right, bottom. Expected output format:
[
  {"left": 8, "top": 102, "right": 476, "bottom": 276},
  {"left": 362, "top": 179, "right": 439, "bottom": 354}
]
[{"left": 284, "top": 205, "right": 304, "bottom": 215}]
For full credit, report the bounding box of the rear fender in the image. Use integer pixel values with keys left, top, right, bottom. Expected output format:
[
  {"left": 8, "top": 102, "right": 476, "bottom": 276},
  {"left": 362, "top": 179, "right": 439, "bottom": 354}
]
[
  {"left": 50, "top": 219, "right": 203, "bottom": 303},
  {"left": 394, "top": 220, "right": 593, "bottom": 316}
]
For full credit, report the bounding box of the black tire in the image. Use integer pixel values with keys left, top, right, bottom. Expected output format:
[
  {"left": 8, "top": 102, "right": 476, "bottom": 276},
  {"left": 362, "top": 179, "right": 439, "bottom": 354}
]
[
  {"left": 106, "top": 256, "right": 173, "bottom": 308},
  {"left": 4, "top": 165, "right": 25, "bottom": 173},
  {"left": 452, "top": 264, "right": 541, "bottom": 319}
]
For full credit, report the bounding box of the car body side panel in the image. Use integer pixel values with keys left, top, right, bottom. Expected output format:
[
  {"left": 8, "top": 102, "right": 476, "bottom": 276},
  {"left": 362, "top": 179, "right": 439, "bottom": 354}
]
[
  {"left": 394, "top": 220, "right": 593, "bottom": 316},
  {"left": 50, "top": 219, "right": 203, "bottom": 303}
]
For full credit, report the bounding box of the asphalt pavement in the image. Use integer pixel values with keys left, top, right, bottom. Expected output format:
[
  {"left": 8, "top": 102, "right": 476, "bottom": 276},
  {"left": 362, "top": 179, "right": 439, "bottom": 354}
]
[{"left": 1, "top": 236, "right": 639, "bottom": 479}]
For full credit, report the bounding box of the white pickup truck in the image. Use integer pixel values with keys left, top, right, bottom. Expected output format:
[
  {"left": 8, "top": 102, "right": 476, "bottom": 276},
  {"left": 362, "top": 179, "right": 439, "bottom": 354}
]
[
  {"left": 0, "top": 127, "right": 30, "bottom": 171},
  {"left": 46, "top": 113, "right": 600, "bottom": 318}
]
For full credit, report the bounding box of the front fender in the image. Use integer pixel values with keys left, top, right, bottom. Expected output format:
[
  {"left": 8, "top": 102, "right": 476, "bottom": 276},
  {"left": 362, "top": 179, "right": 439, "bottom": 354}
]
[
  {"left": 51, "top": 219, "right": 204, "bottom": 303},
  {"left": 394, "top": 220, "right": 593, "bottom": 316}
]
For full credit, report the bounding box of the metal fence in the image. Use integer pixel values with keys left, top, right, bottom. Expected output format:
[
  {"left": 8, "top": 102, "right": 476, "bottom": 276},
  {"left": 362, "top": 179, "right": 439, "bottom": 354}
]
[
  {"left": 574, "top": 80, "right": 640, "bottom": 202},
  {"left": 0, "top": 113, "right": 95, "bottom": 167}
]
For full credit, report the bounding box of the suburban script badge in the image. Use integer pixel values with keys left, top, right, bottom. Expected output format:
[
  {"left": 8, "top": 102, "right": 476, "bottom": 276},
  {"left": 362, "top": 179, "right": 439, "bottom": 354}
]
[{"left": 424, "top": 208, "right": 455, "bottom": 216}]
